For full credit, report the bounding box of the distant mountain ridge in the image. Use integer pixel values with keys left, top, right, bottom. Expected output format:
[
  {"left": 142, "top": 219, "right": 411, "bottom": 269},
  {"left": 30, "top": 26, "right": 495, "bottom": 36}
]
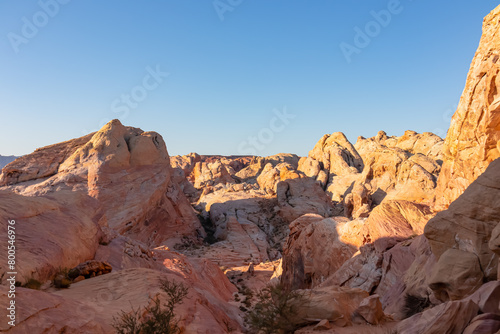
[{"left": 0, "top": 155, "right": 19, "bottom": 169}]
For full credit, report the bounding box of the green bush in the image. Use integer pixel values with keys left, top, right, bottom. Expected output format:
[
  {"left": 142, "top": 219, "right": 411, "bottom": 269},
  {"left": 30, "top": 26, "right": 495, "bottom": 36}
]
[
  {"left": 244, "top": 283, "right": 303, "bottom": 334},
  {"left": 112, "top": 277, "right": 189, "bottom": 334}
]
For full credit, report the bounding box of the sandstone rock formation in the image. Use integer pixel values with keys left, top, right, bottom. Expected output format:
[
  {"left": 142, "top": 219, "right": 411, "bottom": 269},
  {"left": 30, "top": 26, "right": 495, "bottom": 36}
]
[
  {"left": 295, "top": 285, "right": 369, "bottom": 326},
  {"left": 396, "top": 299, "right": 479, "bottom": 334},
  {"left": 299, "top": 132, "right": 364, "bottom": 179},
  {"left": 297, "top": 129, "right": 443, "bottom": 219},
  {"left": 0, "top": 285, "right": 114, "bottom": 333},
  {"left": 1, "top": 120, "right": 204, "bottom": 248},
  {"left": 234, "top": 154, "right": 299, "bottom": 183},
  {"left": 320, "top": 234, "right": 437, "bottom": 319},
  {"left": 354, "top": 133, "right": 441, "bottom": 205},
  {"left": 434, "top": 5, "right": 500, "bottom": 210},
  {"left": 4, "top": 6, "right": 500, "bottom": 332},
  {"left": 396, "top": 280, "right": 500, "bottom": 334},
  {"left": 0, "top": 190, "right": 101, "bottom": 283},
  {"left": 192, "top": 160, "right": 235, "bottom": 189},
  {"left": 0, "top": 120, "right": 207, "bottom": 285},
  {"left": 281, "top": 199, "right": 434, "bottom": 297},
  {"left": 281, "top": 214, "right": 363, "bottom": 290},
  {"left": 277, "top": 178, "right": 337, "bottom": 222},
  {"left": 193, "top": 193, "right": 289, "bottom": 268},
  {"left": 1, "top": 264, "right": 243, "bottom": 333},
  {"left": 425, "top": 158, "right": 500, "bottom": 300},
  {"left": 353, "top": 295, "right": 385, "bottom": 325},
  {"left": 257, "top": 162, "right": 303, "bottom": 194},
  {"left": 362, "top": 200, "right": 433, "bottom": 243}
]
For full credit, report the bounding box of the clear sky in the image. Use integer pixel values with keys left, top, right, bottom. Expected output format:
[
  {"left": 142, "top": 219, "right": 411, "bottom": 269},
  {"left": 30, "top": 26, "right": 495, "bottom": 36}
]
[{"left": 0, "top": 1, "right": 498, "bottom": 157}]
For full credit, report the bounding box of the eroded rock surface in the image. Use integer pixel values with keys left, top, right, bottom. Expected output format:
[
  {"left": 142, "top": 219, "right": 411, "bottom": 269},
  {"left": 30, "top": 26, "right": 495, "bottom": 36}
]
[
  {"left": 434, "top": 5, "right": 500, "bottom": 210},
  {"left": 425, "top": 158, "right": 500, "bottom": 291}
]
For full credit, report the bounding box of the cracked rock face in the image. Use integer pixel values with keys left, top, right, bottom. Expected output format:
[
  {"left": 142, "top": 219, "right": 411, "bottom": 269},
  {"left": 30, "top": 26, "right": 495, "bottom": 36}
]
[{"left": 434, "top": 5, "right": 500, "bottom": 210}]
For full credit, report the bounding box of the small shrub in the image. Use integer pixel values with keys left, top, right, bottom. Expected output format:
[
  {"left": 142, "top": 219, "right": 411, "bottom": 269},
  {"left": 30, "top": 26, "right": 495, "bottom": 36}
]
[
  {"left": 402, "top": 293, "right": 430, "bottom": 319},
  {"left": 244, "top": 283, "right": 304, "bottom": 334},
  {"left": 112, "top": 277, "right": 189, "bottom": 334},
  {"left": 53, "top": 267, "right": 71, "bottom": 289},
  {"left": 23, "top": 278, "right": 42, "bottom": 290}
]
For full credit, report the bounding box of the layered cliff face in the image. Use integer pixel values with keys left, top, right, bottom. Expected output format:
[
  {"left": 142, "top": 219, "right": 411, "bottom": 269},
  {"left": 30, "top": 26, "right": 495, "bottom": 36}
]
[{"left": 434, "top": 5, "right": 500, "bottom": 210}]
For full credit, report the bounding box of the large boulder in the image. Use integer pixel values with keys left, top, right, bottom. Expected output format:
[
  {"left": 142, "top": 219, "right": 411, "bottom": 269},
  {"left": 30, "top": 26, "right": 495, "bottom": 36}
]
[
  {"left": 434, "top": 5, "right": 500, "bottom": 210},
  {"left": 295, "top": 285, "right": 369, "bottom": 326},
  {"left": 354, "top": 135, "right": 440, "bottom": 205},
  {"left": 363, "top": 200, "right": 433, "bottom": 243},
  {"left": 192, "top": 160, "right": 235, "bottom": 188},
  {"left": 0, "top": 190, "right": 101, "bottom": 284},
  {"left": 463, "top": 314, "right": 500, "bottom": 334},
  {"left": 395, "top": 299, "right": 479, "bottom": 334},
  {"left": 257, "top": 162, "right": 303, "bottom": 194},
  {"left": 428, "top": 249, "right": 484, "bottom": 302},
  {"left": 299, "top": 132, "right": 363, "bottom": 179},
  {"left": 281, "top": 214, "right": 362, "bottom": 289},
  {"left": 425, "top": 158, "right": 500, "bottom": 286},
  {"left": 323, "top": 235, "right": 437, "bottom": 320},
  {"left": 0, "top": 286, "right": 114, "bottom": 333},
  {"left": 277, "top": 178, "right": 337, "bottom": 222}
]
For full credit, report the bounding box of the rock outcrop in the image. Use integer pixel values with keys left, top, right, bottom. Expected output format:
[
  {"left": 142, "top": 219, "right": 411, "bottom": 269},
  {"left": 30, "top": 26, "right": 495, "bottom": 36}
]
[
  {"left": 297, "top": 130, "right": 443, "bottom": 219},
  {"left": 0, "top": 120, "right": 207, "bottom": 284},
  {"left": 396, "top": 299, "right": 479, "bottom": 334},
  {"left": 434, "top": 5, "right": 500, "bottom": 210},
  {"left": 281, "top": 214, "right": 363, "bottom": 290},
  {"left": 277, "top": 178, "right": 337, "bottom": 222},
  {"left": 396, "top": 281, "right": 500, "bottom": 334},
  {"left": 425, "top": 158, "right": 500, "bottom": 298},
  {"left": 1, "top": 120, "right": 204, "bottom": 248},
  {"left": 295, "top": 285, "right": 370, "bottom": 326},
  {"left": 354, "top": 132, "right": 441, "bottom": 205},
  {"left": 1, "top": 264, "right": 242, "bottom": 333},
  {"left": 363, "top": 200, "right": 433, "bottom": 243},
  {"left": 0, "top": 190, "right": 101, "bottom": 284}
]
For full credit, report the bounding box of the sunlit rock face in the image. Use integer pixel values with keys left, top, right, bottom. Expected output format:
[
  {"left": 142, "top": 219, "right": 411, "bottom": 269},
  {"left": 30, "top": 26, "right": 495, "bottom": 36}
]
[
  {"left": 0, "top": 120, "right": 207, "bottom": 286},
  {"left": 1, "top": 119, "right": 204, "bottom": 248},
  {"left": 434, "top": 5, "right": 500, "bottom": 210}
]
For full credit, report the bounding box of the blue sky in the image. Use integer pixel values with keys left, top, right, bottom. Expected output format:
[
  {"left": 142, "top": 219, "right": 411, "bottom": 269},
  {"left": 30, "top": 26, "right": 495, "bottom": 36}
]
[{"left": 0, "top": 1, "right": 498, "bottom": 157}]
